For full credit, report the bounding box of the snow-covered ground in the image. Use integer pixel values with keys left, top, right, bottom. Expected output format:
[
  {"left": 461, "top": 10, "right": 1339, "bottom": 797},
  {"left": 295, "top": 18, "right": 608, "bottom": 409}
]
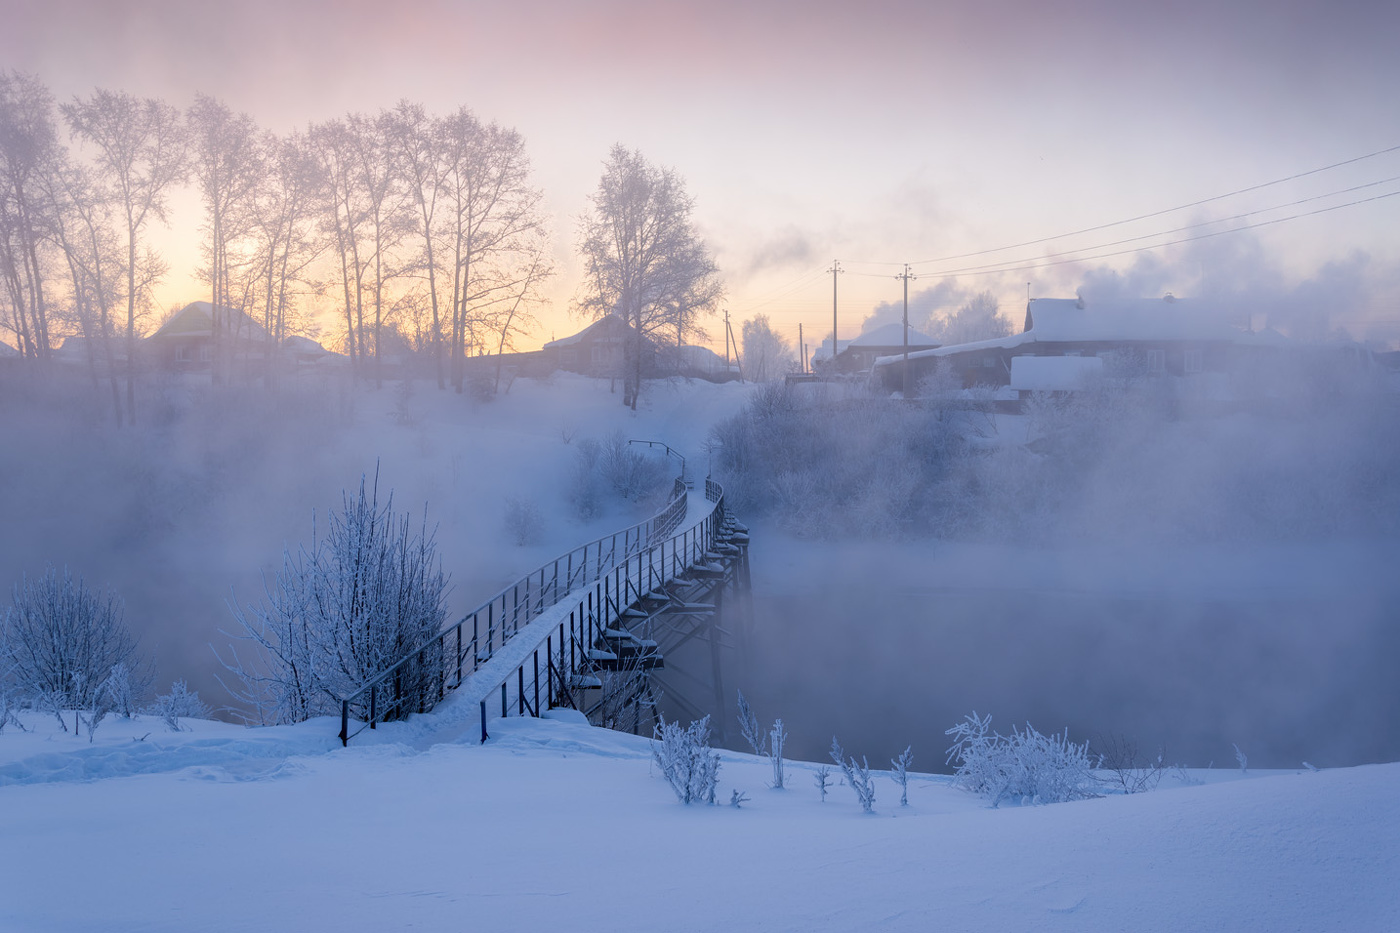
[
  {"left": 1, "top": 707, "right": 1396, "bottom": 932},
  {"left": 5, "top": 372, "right": 1398, "bottom": 930}
]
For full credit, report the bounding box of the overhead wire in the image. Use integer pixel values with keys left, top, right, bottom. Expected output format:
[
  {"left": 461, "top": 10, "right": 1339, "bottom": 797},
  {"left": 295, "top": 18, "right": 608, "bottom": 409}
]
[
  {"left": 907, "top": 142, "right": 1400, "bottom": 266},
  {"left": 921, "top": 176, "right": 1400, "bottom": 278},
  {"left": 929, "top": 189, "right": 1400, "bottom": 279}
]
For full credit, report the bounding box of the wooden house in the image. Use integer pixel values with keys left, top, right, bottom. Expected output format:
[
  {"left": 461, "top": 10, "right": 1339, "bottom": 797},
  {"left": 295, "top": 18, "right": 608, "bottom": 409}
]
[
  {"left": 146, "top": 302, "right": 271, "bottom": 372},
  {"left": 542, "top": 314, "right": 657, "bottom": 379},
  {"left": 813, "top": 323, "right": 940, "bottom": 374},
  {"left": 873, "top": 296, "right": 1285, "bottom": 398}
]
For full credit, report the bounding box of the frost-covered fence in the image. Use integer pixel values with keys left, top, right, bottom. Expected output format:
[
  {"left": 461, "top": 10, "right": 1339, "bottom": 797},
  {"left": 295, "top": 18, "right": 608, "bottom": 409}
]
[{"left": 338, "top": 477, "right": 710, "bottom": 744}]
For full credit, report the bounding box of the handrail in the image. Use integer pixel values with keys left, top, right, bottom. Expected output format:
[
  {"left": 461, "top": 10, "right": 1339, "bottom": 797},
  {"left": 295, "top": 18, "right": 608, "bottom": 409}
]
[
  {"left": 471, "top": 477, "right": 729, "bottom": 744},
  {"left": 338, "top": 475, "right": 691, "bottom": 744},
  {"left": 629, "top": 439, "right": 686, "bottom": 481}
]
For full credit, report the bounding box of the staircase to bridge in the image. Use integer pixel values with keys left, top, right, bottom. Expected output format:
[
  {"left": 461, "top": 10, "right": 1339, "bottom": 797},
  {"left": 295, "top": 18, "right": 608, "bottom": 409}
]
[{"left": 337, "top": 471, "right": 750, "bottom": 747}]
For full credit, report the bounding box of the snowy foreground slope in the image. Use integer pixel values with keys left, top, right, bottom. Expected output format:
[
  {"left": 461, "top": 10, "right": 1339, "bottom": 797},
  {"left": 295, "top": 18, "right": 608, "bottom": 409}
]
[{"left": 1, "top": 710, "right": 1396, "bottom": 932}]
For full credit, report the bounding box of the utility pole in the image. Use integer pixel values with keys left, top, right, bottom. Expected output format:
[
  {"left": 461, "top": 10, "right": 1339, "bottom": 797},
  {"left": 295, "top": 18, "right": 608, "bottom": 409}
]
[
  {"left": 896, "top": 264, "right": 916, "bottom": 398},
  {"left": 725, "top": 311, "right": 744, "bottom": 383},
  {"left": 829, "top": 260, "right": 843, "bottom": 373},
  {"left": 798, "top": 322, "right": 805, "bottom": 374},
  {"left": 722, "top": 308, "right": 731, "bottom": 370}
]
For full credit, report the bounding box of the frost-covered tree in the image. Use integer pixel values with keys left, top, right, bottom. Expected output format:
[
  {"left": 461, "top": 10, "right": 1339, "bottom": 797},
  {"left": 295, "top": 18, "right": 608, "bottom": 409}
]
[
  {"left": 0, "top": 70, "right": 64, "bottom": 363},
  {"left": 187, "top": 94, "right": 263, "bottom": 384},
  {"left": 62, "top": 89, "right": 187, "bottom": 424},
  {"left": 1, "top": 567, "right": 147, "bottom": 714},
  {"left": 223, "top": 473, "right": 449, "bottom": 724},
  {"left": 577, "top": 145, "right": 722, "bottom": 409},
  {"left": 926, "top": 291, "right": 1012, "bottom": 346},
  {"left": 740, "top": 314, "right": 793, "bottom": 383}
]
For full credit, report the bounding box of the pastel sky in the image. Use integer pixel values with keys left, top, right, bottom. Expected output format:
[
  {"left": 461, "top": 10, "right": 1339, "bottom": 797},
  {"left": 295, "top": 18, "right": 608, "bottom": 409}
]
[{"left": 6, "top": 0, "right": 1399, "bottom": 348}]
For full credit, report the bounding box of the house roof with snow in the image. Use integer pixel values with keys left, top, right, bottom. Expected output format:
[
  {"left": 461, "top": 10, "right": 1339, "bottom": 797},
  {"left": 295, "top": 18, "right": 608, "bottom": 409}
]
[
  {"left": 810, "top": 338, "right": 852, "bottom": 363},
  {"left": 0, "top": 339, "right": 19, "bottom": 358},
  {"left": 543, "top": 314, "right": 635, "bottom": 349},
  {"left": 150, "top": 302, "right": 270, "bottom": 342},
  {"left": 848, "top": 322, "right": 938, "bottom": 348},
  {"left": 1021, "top": 297, "right": 1242, "bottom": 343},
  {"left": 874, "top": 296, "right": 1262, "bottom": 369}
]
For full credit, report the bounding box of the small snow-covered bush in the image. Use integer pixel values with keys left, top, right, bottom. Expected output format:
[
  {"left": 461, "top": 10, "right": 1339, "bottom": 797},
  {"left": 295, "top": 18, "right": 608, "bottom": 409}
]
[
  {"left": 2, "top": 567, "right": 147, "bottom": 712},
  {"left": 891, "top": 745, "right": 913, "bottom": 806},
  {"left": 736, "top": 690, "right": 765, "bottom": 756},
  {"left": 145, "top": 680, "right": 211, "bottom": 732},
  {"left": 769, "top": 718, "right": 788, "bottom": 789},
  {"left": 830, "top": 737, "right": 876, "bottom": 813},
  {"left": 652, "top": 715, "right": 721, "bottom": 805},
  {"left": 814, "top": 764, "right": 832, "bottom": 802},
  {"left": 503, "top": 496, "right": 544, "bottom": 547},
  {"left": 945, "top": 712, "right": 1096, "bottom": 807},
  {"left": 1093, "top": 733, "right": 1165, "bottom": 795}
]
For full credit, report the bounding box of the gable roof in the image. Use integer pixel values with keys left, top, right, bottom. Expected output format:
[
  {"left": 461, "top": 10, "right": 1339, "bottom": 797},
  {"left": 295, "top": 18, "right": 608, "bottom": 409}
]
[
  {"left": 150, "top": 302, "right": 271, "bottom": 342},
  {"left": 849, "top": 321, "right": 938, "bottom": 348},
  {"left": 0, "top": 339, "right": 19, "bottom": 358},
  {"left": 1022, "top": 297, "right": 1241, "bottom": 343},
  {"left": 873, "top": 296, "right": 1268, "bottom": 370},
  {"left": 543, "top": 314, "right": 635, "bottom": 349}
]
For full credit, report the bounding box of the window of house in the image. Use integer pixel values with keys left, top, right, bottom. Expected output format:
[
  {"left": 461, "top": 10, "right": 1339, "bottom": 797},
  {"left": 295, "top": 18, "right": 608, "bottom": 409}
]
[
  {"left": 175, "top": 345, "right": 189, "bottom": 362},
  {"left": 1184, "top": 348, "right": 1203, "bottom": 374},
  {"left": 982, "top": 356, "right": 996, "bottom": 368},
  {"left": 1063, "top": 350, "right": 1081, "bottom": 357},
  {"left": 199, "top": 345, "right": 212, "bottom": 363},
  {"left": 1146, "top": 348, "right": 1166, "bottom": 373}
]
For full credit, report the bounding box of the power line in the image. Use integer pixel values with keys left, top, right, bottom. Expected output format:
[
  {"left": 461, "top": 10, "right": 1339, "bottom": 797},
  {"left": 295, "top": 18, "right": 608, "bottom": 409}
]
[
  {"left": 928, "top": 189, "right": 1400, "bottom": 279},
  {"left": 924, "top": 176, "right": 1400, "bottom": 278},
  {"left": 907, "top": 142, "right": 1400, "bottom": 267}
]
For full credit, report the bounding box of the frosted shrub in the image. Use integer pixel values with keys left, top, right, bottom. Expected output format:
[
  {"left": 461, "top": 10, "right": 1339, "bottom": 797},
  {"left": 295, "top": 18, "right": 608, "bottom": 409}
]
[
  {"left": 652, "top": 715, "right": 721, "bottom": 805},
  {"left": 223, "top": 473, "right": 449, "bottom": 725},
  {"left": 945, "top": 712, "right": 1096, "bottom": 807},
  {"left": 145, "top": 680, "right": 211, "bottom": 732},
  {"left": 2, "top": 567, "right": 148, "bottom": 712},
  {"left": 736, "top": 690, "right": 765, "bottom": 755},
  {"left": 769, "top": 718, "right": 787, "bottom": 789},
  {"left": 891, "top": 745, "right": 913, "bottom": 806},
  {"left": 1093, "top": 733, "right": 1165, "bottom": 794},
  {"left": 830, "top": 737, "right": 876, "bottom": 813},
  {"left": 814, "top": 765, "right": 832, "bottom": 802},
  {"left": 503, "top": 496, "right": 544, "bottom": 546},
  {"left": 569, "top": 437, "right": 604, "bottom": 521}
]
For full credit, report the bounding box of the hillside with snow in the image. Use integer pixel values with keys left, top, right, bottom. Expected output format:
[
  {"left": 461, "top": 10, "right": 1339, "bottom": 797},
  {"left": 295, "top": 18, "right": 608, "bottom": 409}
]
[{"left": 1, "top": 705, "right": 1396, "bottom": 932}]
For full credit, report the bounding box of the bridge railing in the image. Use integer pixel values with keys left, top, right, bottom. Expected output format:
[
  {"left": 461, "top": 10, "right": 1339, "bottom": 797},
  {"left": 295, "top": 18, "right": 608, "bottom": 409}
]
[
  {"left": 474, "top": 478, "right": 727, "bottom": 742},
  {"left": 338, "top": 477, "right": 691, "bottom": 744}
]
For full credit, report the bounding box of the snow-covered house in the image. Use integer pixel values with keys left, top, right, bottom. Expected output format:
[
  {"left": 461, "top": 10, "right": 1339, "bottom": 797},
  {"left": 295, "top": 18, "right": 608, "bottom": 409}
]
[
  {"left": 814, "top": 322, "right": 939, "bottom": 374},
  {"left": 542, "top": 314, "right": 657, "bottom": 379},
  {"left": 281, "top": 334, "right": 346, "bottom": 370},
  {"left": 146, "top": 301, "right": 271, "bottom": 372},
  {"left": 873, "top": 296, "right": 1281, "bottom": 396},
  {"left": 667, "top": 343, "right": 740, "bottom": 382}
]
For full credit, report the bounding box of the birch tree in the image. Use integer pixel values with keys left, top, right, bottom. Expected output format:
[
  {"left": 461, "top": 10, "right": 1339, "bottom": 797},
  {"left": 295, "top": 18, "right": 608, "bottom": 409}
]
[
  {"left": 437, "top": 108, "right": 547, "bottom": 393},
  {"left": 62, "top": 89, "right": 187, "bottom": 424},
  {"left": 187, "top": 94, "right": 263, "bottom": 383},
  {"left": 0, "top": 70, "right": 62, "bottom": 363},
  {"left": 577, "top": 145, "right": 722, "bottom": 409}
]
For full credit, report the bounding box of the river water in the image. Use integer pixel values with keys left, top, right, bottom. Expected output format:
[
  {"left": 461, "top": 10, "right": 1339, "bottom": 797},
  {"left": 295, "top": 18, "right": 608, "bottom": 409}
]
[{"left": 681, "top": 528, "right": 1400, "bottom": 771}]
